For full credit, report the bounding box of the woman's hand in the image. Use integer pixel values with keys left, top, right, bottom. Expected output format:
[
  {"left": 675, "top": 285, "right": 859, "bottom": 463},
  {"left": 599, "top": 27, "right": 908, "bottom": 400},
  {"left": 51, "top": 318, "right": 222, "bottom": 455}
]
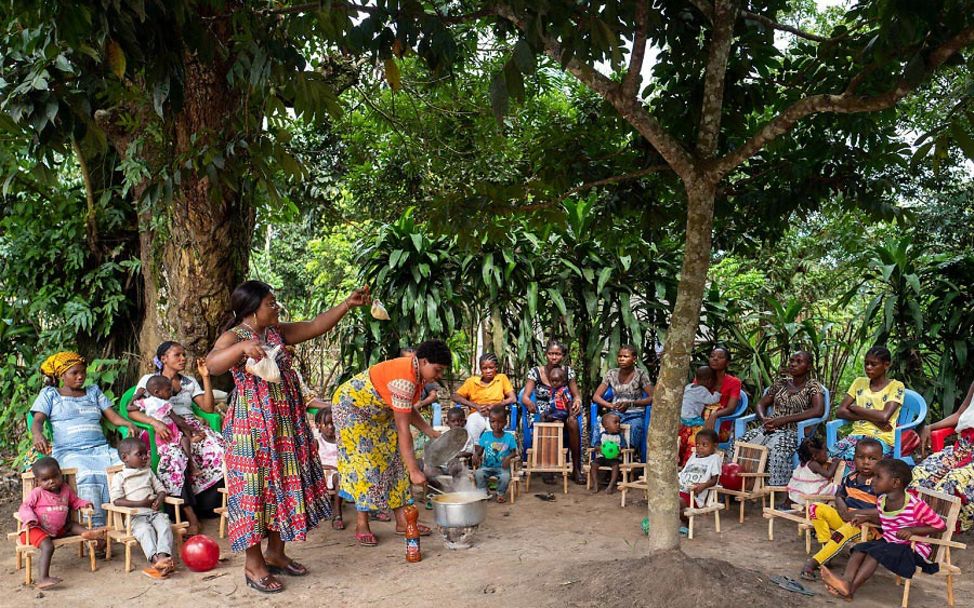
[
  {"left": 344, "top": 286, "right": 371, "bottom": 308},
  {"left": 32, "top": 433, "right": 50, "bottom": 455},
  {"left": 570, "top": 400, "right": 581, "bottom": 416},
  {"left": 762, "top": 418, "right": 779, "bottom": 431},
  {"left": 196, "top": 357, "right": 210, "bottom": 378},
  {"left": 152, "top": 420, "right": 173, "bottom": 442},
  {"left": 409, "top": 468, "right": 427, "bottom": 486},
  {"left": 125, "top": 423, "right": 138, "bottom": 439},
  {"left": 427, "top": 428, "right": 441, "bottom": 440},
  {"left": 918, "top": 426, "right": 932, "bottom": 457},
  {"left": 614, "top": 400, "right": 629, "bottom": 413},
  {"left": 240, "top": 339, "right": 265, "bottom": 360}
]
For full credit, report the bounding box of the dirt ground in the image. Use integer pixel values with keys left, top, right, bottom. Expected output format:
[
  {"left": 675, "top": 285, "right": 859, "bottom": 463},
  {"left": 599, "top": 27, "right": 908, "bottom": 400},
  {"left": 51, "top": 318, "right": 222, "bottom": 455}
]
[{"left": 2, "top": 479, "right": 971, "bottom": 608}]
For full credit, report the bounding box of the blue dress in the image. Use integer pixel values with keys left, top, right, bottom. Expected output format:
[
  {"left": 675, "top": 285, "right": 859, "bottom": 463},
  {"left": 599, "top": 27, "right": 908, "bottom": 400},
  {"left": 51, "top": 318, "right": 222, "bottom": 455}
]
[{"left": 30, "top": 385, "right": 122, "bottom": 526}]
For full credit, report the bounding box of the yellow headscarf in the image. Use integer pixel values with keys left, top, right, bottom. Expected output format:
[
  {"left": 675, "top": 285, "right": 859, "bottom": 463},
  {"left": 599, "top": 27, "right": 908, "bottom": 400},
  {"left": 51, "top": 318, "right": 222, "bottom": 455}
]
[{"left": 40, "top": 351, "right": 86, "bottom": 379}]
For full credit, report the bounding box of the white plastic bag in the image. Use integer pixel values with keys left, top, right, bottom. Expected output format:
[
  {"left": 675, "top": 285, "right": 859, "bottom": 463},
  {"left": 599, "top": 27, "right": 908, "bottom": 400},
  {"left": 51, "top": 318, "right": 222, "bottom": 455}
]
[
  {"left": 371, "top": 299, "right": 390, "bottom": 321},
  {"left": 246, "top": 344, "right": 282, "bottom": 383}
]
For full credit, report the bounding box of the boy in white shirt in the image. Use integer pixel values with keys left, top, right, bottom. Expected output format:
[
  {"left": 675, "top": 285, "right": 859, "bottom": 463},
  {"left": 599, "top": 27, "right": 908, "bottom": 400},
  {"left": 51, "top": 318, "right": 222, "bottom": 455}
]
[
  {"left": 679, "top": 429, "right": 723, "bottom": 518},
  {"left": 109, "top": 437, "right": 175, "bottom": 579}
]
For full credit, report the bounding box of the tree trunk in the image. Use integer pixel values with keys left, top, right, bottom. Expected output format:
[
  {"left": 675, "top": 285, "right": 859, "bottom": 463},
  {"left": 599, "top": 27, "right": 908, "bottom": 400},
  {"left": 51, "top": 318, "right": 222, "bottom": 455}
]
[
  {"left": 644, "top": 177, "right": 717, "bottom": 551},
  {"left": 137, "top": 21, "right": 253, "bottom": 368}
]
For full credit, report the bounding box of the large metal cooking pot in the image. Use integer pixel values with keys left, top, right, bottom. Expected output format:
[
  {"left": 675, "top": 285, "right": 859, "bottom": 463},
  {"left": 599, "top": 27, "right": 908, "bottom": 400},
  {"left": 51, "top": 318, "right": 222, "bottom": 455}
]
[{"left": 431, "top": 492, "right": 488, "bottom": 528}]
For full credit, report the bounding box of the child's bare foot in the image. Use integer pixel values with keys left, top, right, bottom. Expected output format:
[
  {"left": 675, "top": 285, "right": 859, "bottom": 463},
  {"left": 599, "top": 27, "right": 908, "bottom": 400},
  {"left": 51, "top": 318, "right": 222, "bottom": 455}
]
[
  {"left": 185, "top": 522, "right": 200, "bottom": 537},
  {"left": 820, "top": 566, "right": 850, "bottom": 597},
  {"left": 36, "top": 576, "right": 62, "bottom": 590},
  {"left": 81, "top": 527, "right": 108, "bottom": 541},
  {"left": 801, "top": 559, "right": 819, "bottom": 581},
  {"left": 496, "top": 495, "right": 506, "bottom": 504}
]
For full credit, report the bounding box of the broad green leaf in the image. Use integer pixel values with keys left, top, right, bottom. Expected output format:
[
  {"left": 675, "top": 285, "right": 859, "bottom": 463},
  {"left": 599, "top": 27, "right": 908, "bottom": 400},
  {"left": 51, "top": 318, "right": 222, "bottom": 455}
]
[
  {"left": 547, "top": 288, "right": 568, "bottom": 317},
  {"left": 384, "top": 58, "right": 401, "bottom": 92},
  {"left": 489, "top": 72, "right": 508, "bottom": 124},
  {"left": 597, "top": 267, "right": 612, "bottom": 293},
  {"left": 512, "top": 38, "right": 536, "bottom": 74}
]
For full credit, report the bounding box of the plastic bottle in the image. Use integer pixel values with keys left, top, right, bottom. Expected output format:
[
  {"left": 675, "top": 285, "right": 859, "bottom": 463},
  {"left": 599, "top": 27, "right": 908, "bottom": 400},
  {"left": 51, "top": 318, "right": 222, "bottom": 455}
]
[{"left": 404, "top": 504, "right": 422, "bottom": 562}]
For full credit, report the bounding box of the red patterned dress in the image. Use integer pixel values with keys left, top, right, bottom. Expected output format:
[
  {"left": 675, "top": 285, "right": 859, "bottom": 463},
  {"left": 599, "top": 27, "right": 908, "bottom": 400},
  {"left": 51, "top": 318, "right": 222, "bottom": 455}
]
[{"left": 223, "top": 325, "right": 330, "bottom": 552}]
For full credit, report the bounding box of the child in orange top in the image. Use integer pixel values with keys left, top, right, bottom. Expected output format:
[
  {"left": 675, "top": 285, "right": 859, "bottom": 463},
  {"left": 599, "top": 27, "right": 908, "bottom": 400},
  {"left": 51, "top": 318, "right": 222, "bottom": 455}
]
[
  {"left": 17, "top": 457, "right": 106, "bottom": 590},
  {"left": 451, "top": 353, "right": 515, "bottom": 446}
]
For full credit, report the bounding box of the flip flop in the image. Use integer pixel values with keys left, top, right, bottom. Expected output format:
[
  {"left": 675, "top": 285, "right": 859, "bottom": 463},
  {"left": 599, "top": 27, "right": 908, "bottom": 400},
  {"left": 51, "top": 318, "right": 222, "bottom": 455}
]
[
  {"left": 245, "top": 574, "right": 284, "bottom": 594},
  {"left": 370, "top": 511, "right": 392, "bottom": 522},
  {"left": 678, "top": 526, "right": 690, "bottom": 537},
  {"left": 266, "top": 559, "right": 309, "bottom": 577},
  {"left": 331, "top": 516, "right": 346, "bottom": 530},
  {"left": 769, "top": 575, "right": 815, "bottom": 596},
  {"left": 355, "top": 531, "right": 378, "bottom": 546},
  {"left": 534, "top": 493, "right": 556, "bottom": 502}
]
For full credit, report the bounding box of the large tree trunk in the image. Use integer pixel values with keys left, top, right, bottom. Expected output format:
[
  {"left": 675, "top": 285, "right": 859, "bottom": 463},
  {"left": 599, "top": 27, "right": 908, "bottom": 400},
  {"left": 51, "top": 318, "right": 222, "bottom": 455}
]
[
  {"left": 644, "top": 178, "right": 717, "bottom": 551},
  {"left": 137, "top": 17, "right": 254, "bottom": 368}
]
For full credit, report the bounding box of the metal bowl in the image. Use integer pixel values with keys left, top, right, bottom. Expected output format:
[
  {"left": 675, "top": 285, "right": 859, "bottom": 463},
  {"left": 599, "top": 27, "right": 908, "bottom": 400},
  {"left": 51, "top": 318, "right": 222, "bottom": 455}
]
[{"left": 431, "top": 491, "right": 488, "bottom": 528}]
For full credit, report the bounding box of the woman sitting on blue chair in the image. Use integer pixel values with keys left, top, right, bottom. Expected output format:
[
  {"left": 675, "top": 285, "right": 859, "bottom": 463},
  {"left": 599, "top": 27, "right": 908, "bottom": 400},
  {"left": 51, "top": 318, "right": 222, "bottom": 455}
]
[
  {"left": 592, "top": 345, "right": 654, "bottom": 465},
  {"left": 830, "top": 345, "right": 904, "bottom": 462},
  {"left": 522, "top": 340, "right": 585, "bottom": 484},
  {"left": 729, "top": 351, "right": 825, "bottom": 487}
]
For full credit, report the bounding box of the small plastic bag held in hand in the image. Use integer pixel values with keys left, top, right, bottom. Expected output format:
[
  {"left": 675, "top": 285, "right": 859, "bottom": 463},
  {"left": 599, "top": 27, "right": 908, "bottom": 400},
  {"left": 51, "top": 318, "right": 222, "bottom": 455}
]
[{"left": 246, "top": 344, "right": 283, "bottom": 383}]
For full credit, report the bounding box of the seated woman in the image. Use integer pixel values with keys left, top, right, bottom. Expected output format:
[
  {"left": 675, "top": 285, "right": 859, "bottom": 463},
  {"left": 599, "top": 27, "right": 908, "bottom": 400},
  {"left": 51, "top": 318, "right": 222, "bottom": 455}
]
[
  {"left": 29, "top": 352, "right": 136, "bottom": 526},
  {"left": 913, "top": 378, "right": 974, "bottom": 532},
  {"left": 830, "top": 346, "right": 904, "bottom": 463},
  {"left": 729, "top": 351, "right": 826, "bottom": 487},
  {"left": 592, "top": 345, "right": 654, "bottom": 464},
  {"left": 451, "top": 353, "right": 515, "bottom": 448},
  {"left": 679, "top": 346, "right": 742, "bottom": 463},
  {"left": 522, "top": 340, "right": 585, "bottom": 483},
  {"left": 129, "top": 341, "right": 225, "bottom": 535}
]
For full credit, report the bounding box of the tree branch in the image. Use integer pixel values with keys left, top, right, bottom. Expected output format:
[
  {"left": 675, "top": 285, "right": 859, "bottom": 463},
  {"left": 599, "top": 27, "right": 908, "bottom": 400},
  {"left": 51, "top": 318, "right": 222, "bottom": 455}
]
[
  {"left": 494, "top": 4, "right": 697, "bottom": 181},
  {"left": 622, "top": 2, "right": 649, "bottom": 99},
  {"left": 691, "top": 1, "right": 846, "bottom": 44},
  {"left": 739, "top": 10, "right": 837, "bottom": 43},
  {"left": 696, "top": 0, "right": 738, "bottom": 156},
  {"left": 556, "top": 164, "right": 670, "bottom": 203},
  {"left": 712, "top": 25, "right": 974, "bottom": 178}
]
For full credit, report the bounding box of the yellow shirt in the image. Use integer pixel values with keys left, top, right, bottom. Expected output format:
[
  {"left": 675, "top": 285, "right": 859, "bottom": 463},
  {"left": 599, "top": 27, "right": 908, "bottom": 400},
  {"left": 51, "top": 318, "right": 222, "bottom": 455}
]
[
  {"left": 847, "top": 377, "right": 905, "bottom": 446},
  {"left": 455, "top": 374, "right": 514, "bottom": 406}
]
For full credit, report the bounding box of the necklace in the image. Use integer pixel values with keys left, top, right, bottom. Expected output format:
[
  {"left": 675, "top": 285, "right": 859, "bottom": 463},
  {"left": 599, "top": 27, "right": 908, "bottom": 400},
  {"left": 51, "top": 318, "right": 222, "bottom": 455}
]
[{"left": 240, "top": 321, "right": 265, "bottom": 340}]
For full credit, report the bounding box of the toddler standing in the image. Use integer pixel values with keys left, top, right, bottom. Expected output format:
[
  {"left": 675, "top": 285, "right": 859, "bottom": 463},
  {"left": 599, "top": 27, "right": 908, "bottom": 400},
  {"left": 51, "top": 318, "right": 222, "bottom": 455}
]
[
  {"left": 786, "top": 437, "right": 839, "bottom": 505},
  {"left": 313, "top": 407, "right": 344, "bottom": 530},
  {"left": 109, "top": 437, "right": 175, "bottom": 579},
  {"left": 544, "top": 367, "right": 573, "bottom": 422},
  {"left": 139, "top": 374, "right": 203, "bottom": 472},
  {"left": 17, "top": 457, "right": 106, "bottom": 590}
]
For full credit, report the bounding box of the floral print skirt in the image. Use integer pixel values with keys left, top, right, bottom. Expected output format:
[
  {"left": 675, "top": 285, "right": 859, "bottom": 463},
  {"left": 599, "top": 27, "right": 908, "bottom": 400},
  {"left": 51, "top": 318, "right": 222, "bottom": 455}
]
[
  {"left": 141, "top": 415, "right": 224, "bottom": 497},
  {"left": 331, "top": 372, "right": 411, "bottom": 512}
]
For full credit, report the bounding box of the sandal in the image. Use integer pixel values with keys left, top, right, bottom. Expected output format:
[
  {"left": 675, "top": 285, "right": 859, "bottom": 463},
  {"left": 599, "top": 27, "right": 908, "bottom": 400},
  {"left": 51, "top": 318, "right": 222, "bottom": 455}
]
[
  {"left": 395, "top": 524, "right": 432, "bottom": 537},
  {"left": 370, "top": 510, "right": 392, "bottom": 522},
  {"left": 245, "top": 574, "right": 284, "bottom": 594},
  {"left": 331, "top": 516, "right": 346, "bottom": 531},
  {"left": 266, "top": 559, "right": 309, "bottom": 577},
  {"left": 770, "top": 575, "right": 815, "bottom": 596},
  {"left": 534, "top": 493, "right": 556, "bottom": 502},
  {"left": 355, "top": 531, "right": 378, "bottom": 546}
]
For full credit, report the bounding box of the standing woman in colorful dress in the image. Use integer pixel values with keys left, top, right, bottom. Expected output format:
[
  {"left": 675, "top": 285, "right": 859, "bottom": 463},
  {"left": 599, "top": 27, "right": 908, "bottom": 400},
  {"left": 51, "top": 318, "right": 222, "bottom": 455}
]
[
  {"left": 206, "top": 280, "right": 369, "bottom": 594},
  {"left": 331, "top": 340, "right": 450, "bottom": 547}
]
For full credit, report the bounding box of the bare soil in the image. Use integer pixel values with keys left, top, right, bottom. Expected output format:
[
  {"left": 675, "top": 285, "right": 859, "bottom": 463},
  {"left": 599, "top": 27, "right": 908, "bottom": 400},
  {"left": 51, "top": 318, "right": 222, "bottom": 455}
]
[{"left": 2, "top": 479, "right": 970, "bottom": 607}]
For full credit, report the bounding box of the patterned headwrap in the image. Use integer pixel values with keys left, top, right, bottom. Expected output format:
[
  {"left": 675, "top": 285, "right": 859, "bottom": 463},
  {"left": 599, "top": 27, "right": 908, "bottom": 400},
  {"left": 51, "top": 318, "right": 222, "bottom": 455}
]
[{"left": 40, "top": 351, "right": 86, "bottom": 378}]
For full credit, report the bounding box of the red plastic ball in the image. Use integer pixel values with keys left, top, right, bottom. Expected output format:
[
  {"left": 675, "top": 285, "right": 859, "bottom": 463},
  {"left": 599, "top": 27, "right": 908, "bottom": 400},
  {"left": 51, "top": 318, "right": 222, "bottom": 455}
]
[
  {"left": 720, "top": 462, "right": 744, "bottom": 492},
  {"left": 180, "top": 534, "right": 220, "bottom": 572}
]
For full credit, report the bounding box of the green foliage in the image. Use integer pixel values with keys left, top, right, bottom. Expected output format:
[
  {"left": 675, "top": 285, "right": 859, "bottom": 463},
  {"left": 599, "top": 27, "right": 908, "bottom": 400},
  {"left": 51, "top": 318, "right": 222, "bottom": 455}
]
[{"left": 341, "top": 200, "right": 679, "bottom": 395}]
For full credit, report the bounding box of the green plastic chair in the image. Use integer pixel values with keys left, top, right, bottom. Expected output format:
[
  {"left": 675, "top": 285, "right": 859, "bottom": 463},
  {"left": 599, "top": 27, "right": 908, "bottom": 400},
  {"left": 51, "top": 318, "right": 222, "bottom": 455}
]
[
  {"left": 192, "top": 403, "right": 223, "bottom": 433},
  {"left": 117, "top": 386, "right": 160, "bottom": 470}
]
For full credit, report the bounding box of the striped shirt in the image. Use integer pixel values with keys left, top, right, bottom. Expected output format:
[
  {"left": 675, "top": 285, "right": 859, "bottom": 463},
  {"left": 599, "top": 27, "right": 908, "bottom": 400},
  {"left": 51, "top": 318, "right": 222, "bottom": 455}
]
[{"left": 878, "top": 494, "right": 946, "bottom": 560}]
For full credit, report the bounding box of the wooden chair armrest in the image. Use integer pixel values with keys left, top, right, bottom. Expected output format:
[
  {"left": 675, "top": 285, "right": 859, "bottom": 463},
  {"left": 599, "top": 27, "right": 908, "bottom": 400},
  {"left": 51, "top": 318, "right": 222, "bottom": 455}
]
[
  {"left": 102, "top": 503, "right": 140, "bottom": 516},
  {"left": 911, "top": 535, "right": 967, "bottom": 549},
  {"left": 800, "top": 494, "right": 837, "bottom": 502},
  {"left": 163, "top": 497, "right": 185, "bottom": 506},
  {"left": 737, "top": 472, "right": 768, "bottom": 477},
  {"left": 765, "top": 485, "right": 788, "bottom": 493}
]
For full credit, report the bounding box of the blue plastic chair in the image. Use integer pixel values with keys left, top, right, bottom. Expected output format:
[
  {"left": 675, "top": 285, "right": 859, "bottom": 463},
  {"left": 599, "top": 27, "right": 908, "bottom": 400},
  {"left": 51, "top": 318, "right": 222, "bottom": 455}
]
[
  {"left": 715, "top": 391, "right": 748, "bottom": 452},
  {"left": 826, "top": 389, "right": 927, "bottom": 465},
  {"left": 518, "top": 388, "right": 582, "bottom": 458},
  {"left": 734, "top": 388, "right": 831, "bottom": 468},
  {"left": 589, "top": 386, "right": 652, "bottom": 461}
]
